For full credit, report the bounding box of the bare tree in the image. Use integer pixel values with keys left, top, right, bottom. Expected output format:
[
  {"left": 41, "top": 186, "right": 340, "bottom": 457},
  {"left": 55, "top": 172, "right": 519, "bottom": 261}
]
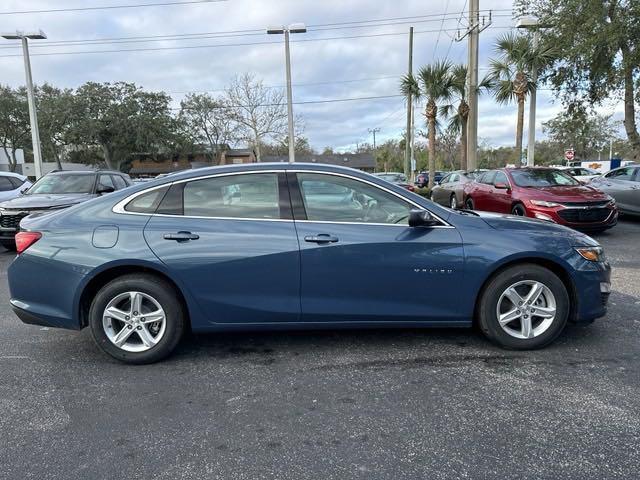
[
  {"left": 224, "top": 73, "right": 289, "bottom": 161},
  {"left": 178, "top": 93, "right": 240, "bottom": 162}
]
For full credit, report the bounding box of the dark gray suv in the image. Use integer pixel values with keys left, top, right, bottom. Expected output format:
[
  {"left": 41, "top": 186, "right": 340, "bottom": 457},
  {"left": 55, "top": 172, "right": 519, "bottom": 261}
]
[{"left": 0, "top": 170, "right": 131, "bottom": 250}]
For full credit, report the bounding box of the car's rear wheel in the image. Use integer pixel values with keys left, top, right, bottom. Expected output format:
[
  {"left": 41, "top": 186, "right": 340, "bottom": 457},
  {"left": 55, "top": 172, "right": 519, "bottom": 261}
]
[
  {"left": 450, "top": 194, "right": 457, "bottom": 209},
  {"left": 511, "top": 203, "right": 526, "bottom": 216},
  {"left": 477, "top": 264, "right": 569, "bottom": 350},
  {"left": 465, "top": 197, "right": 474, "bottom": 210},
  {"left": 89, "top": 273, "right": 186, "bottom": 364},
  {"left": 0, "top": 239, "right": 16, "bottom": 251}
]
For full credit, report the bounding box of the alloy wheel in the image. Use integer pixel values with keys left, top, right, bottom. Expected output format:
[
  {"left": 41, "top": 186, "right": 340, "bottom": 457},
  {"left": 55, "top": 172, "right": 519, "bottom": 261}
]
[
  {"left": 496, "top": 280, "right": 556, "bottom": 339},
  {"left": 450, "top": 195, "right": 457, "bottom": 209},
  {"left": 102, "top": 291, "right": 167, "bottom": 352}
]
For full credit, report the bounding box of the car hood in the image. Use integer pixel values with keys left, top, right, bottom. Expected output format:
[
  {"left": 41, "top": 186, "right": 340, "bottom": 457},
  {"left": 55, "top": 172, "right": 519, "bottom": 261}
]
[
  {"left": 519, "top": 184, "right": 609, "bottom": 202},
  {"left": 475, "top": 211, "right": 599, "bottom": 246},
  {"left": 0, "top": 193, "right": 94, "bottom": 210}
]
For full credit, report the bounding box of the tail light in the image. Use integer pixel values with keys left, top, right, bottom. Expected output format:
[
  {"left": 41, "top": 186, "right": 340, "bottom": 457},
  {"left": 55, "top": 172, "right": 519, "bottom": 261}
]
[{"left": 15, "top": 231, "right": 42, "bottom": 254}]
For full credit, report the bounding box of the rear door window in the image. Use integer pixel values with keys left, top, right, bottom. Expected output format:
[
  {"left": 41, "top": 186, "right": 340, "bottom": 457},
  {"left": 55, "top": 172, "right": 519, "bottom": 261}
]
[
  {"left": 0, "top": 177, "right": 15, "bottom": 192},
  {"left": 183, "top": 173, "right": 281, "bottom": 219}
]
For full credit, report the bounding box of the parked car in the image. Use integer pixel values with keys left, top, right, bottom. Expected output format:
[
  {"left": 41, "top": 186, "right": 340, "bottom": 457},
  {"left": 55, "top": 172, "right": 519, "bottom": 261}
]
[
  {"left": 463, "top": 167, "right": 617, "bottom": 233},
  {"left": 590, "top": 165, "right": 640, "bottom": 216},
  {"left": 0, "top": 170, "right": 132, "bottom": 250},
  {"left": 429, "top": 170, "right": 478, "bottom": 209},
  {"left": 0, "top": 172, "right": 31, "bottom": 202},
  {"left": 374, "top": 172, "right": 416, "bottom": 192},
  {"left": 415, "top": 171, "right": 445, "bottom": 188},
  {"left": 559, "top": 166, "right": 600, "bottom": 183},
  {"left": 8, "top": 163, "right": 611, "bottom": 363}
]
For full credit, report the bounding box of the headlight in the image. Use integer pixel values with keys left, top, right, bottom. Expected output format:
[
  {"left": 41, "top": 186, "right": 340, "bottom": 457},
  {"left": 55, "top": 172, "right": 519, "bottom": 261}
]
[
  {"left": 575, "top": 246, "right": 605, "bottom": 262},
  {"left": 530, "top": 200, "right": 561, "bottom": 208}
]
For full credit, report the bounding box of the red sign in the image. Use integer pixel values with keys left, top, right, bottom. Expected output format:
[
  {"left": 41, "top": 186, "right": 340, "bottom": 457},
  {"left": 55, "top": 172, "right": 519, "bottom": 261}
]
[{"left": 565, "top": 149, "right": 575, "bottom": 161}]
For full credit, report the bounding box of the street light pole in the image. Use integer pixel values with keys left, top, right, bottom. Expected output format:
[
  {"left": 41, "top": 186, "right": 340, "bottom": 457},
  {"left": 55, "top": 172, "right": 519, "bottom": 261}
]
[
  {"left": 368, "top": 127, "right": 380, "bottom": 149},
  {"left": 2, "top": 30, "right": 47, "bottom": 179},
  {"left": 267, "top": 23, "right": 306, "bottom": 163}
]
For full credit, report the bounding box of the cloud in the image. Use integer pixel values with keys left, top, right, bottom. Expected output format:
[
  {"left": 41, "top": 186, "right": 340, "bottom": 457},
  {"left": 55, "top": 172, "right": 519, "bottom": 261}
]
[{"left": 0, "top": 0, "right": 625, "bottom": 152}]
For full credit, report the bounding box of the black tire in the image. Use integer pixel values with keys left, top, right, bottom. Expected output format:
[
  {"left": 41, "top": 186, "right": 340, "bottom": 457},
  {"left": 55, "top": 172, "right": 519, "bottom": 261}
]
[
  {"left": 477, "top": 264, "right": 569, "bottom": 350},
  {"left": 465, "top": 197, "right": 474, "bottom": 210},
  {"left": 0, "top": 239, "right": 16, "bottom": 251},
  {"left": 511, "top": 203, "right": 526, "bottom": 216},
  {"left": 89, "top": 273, "right": 186, "bottom": 364}
]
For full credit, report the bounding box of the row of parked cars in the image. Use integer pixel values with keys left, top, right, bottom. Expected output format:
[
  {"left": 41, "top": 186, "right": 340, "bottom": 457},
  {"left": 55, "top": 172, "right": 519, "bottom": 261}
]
[
  {"left": 427, "top": 165, "right": 639, "bottom": 233},
  {"left": 0, "top": 170, "right": 132, "bottom": 250}
]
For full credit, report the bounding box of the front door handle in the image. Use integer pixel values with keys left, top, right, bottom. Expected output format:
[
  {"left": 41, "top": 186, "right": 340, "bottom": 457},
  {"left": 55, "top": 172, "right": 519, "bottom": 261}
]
[
  {"left": 304, "top": 234, "right": 339, "bottom": 244},
  {"left": 163, "top": 231, "right": 200, "bottom": 242}
]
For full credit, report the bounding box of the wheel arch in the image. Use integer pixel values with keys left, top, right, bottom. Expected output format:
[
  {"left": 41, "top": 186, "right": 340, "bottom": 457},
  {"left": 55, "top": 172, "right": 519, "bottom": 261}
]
[
  {"left": 473, "top": 256, "right": 578, "bottom": 324},
  {"left": 76, "top": 261, "right": 193, "bottom": 329}
]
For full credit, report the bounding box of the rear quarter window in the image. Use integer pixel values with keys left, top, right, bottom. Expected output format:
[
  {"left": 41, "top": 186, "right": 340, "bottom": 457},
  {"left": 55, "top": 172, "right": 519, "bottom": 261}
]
[{"left": 124, "top": 187, "right": 169, "bottom": 213}]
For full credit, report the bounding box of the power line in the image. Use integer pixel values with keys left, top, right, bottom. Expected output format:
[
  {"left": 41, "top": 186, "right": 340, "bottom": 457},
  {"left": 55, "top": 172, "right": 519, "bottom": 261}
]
[
  {"left": 0, "top": 12, "right": 513, "bottom": 50},
  {"left": 444, "top": 0, "right": 467, "bottom": 59},
  {"left": 432, "top": 0, "right": 452, "bottom": 57},
  {"left": 0, "top": 0, "right": 228, "bottom": 16},
  {"left": 168, "top": 75, "right": 401, "bottom": 94},
  {"left": 0, "top": 24, "right": 515, "bottom": 58},
  {"left": 172, "top": 94, "right": 404, "bottom": 110}
]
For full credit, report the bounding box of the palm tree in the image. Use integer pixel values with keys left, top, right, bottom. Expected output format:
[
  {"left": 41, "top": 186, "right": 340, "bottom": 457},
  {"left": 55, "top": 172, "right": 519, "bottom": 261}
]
[
  {"left": 486, "top": 32, "right": 556, "bottom": 163},
  {"left": 401, "top": 60, "right": 453, "bottom": 189},
  {"left": 446, "top": 65, "right": 491, "bottom": 171}
]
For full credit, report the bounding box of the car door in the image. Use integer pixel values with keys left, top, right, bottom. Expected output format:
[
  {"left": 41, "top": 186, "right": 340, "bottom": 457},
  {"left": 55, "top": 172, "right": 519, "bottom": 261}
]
[
  {"left": 491, "top": 171, "right": 513, "bottom": 213},
  {"left": 432, "top": 173, "right": 451, "bottom": 205},
  {"left": 473, "top": 171, "right": 496, "bottom": 211},
  {"left": 290, "top": 171, "right": 465, "bottom": 323},
  {"left": 142, "top": 171, "right": 300, "bottom": 325},
  {"left": 0, "top": 176, "right": 17, "bottom": 202},
  {"left": 597, "top": 167, "right": 638, "bottom": 213}
]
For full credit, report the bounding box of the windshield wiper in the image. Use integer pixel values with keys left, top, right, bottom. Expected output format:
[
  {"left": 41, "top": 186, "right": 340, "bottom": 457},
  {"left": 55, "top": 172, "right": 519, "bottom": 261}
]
[{"left": 456, "top": 209, "right": 480, "bottom": 216}]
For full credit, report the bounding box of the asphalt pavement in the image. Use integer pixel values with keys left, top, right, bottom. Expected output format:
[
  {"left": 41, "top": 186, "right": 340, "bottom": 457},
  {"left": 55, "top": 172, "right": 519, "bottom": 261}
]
[{"left": 1, "top": 219, "right": 639, "bottom": 479}]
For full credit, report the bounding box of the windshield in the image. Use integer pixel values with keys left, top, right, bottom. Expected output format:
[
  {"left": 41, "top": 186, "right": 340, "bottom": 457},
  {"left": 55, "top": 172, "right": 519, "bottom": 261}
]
[
  {"left": 376, "top": 173, "right": 407, "bottom": 183},
  {"left": 510, "top": 169, "right": 580, "bottom": 187},
  {"left": 27, "top": 174, "right": 96, "bottom": 194}
]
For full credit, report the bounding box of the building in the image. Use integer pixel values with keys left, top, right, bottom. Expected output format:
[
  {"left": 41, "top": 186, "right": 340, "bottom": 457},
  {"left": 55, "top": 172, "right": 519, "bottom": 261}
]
[
  {"left": 260, "top": 153, "right": 375, "bottom": 172},
  {"left": 0, "top": 148, "right": 24, "bottom": 173},
  {"left": 219, "top": 148, "right": 257, "bottom": 165}
]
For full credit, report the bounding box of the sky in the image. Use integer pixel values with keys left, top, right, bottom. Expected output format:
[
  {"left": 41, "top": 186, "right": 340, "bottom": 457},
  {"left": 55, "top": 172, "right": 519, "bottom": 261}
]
[{"left": 0, "top": 0, "right": 626, "bottom": 153}]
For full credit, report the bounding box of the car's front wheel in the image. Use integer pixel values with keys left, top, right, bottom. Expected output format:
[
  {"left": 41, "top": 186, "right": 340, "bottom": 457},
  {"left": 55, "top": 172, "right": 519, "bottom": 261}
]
[
  {"left": 511, "top": 203, "right": 527, "bottom": 216},
  {"left": 89, "top": 273, "right": 186, "bottom": 364},
  {"left": 477, "top": 264, "right": 569, "bottom": 349}
]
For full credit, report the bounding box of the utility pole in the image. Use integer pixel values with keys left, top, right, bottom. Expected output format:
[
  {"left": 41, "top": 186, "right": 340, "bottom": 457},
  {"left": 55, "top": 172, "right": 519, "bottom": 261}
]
[
  {"left": 368, "top": 127, "right": 380, "bottom": 149},
  {"left": 2, "top": 30, "right": 47, "bottom": 179},
  {"left": 267, "top": 23, "right": 306, "bottom": 163},
  {"left": 456, "top": 5, "right": 491, "bottom": 172},
  {"left": 404, "top": 27, "right": 414, "bottom": 180}
]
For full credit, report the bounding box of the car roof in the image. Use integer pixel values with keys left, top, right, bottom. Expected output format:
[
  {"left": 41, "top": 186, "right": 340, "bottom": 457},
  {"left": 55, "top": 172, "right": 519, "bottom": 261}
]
[
  {"left": 46, "top": 170, "right": 124, "bottom": 175},
  {"left": 0, "top": 171, "right": 27, "bottom": 179}
]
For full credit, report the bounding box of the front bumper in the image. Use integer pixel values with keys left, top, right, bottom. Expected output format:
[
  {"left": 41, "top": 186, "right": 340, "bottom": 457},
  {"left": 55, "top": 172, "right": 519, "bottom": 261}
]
[
  {"left": 526, "top": 203, "right": 618, "bottom": 231},
  {"left": 572, "top": 260, "right": 612, "bottom": 323}
]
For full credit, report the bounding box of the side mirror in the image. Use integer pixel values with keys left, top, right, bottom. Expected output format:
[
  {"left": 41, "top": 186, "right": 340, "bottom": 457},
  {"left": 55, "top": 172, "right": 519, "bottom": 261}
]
[
  {"left": 97, "top": 186, "right": 115, "bottom": 195},
  {"left": 494, "top": 182, "right": 510, "bottom": 190},
  {"left": 409, "top": 209, "right": 440, "bottom": 228}
]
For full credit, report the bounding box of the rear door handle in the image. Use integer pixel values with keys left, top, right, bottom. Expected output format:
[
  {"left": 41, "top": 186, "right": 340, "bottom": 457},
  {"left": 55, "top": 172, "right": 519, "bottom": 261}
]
[
  {"left": 304, "top": 234, "right": 339, "bottom": 244},
  {"left": 163, "top": 231, "right": 200, "bottom": 242}
]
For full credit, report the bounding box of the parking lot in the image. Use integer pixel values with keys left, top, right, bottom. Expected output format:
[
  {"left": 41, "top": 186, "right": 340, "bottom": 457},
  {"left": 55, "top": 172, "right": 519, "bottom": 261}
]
[{"left": 0, "top": 219, "right": 638, "bottom": 479}]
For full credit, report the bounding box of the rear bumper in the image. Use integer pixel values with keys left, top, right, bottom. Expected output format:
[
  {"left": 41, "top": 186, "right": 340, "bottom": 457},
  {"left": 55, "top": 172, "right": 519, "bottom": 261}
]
[{"left": 10, "top": 300, "right": 79, "bottom": 330}]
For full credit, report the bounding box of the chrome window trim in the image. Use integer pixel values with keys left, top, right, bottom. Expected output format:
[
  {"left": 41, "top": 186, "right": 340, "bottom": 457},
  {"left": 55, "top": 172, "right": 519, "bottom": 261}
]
[{"left": 112, "top": 168, "right": 453, "bottom": 228}]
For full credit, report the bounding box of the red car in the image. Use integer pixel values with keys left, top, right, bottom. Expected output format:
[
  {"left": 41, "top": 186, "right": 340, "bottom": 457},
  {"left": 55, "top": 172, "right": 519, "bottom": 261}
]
[{"left": 463, "top": 167, "right": 618, "bottom": 232}]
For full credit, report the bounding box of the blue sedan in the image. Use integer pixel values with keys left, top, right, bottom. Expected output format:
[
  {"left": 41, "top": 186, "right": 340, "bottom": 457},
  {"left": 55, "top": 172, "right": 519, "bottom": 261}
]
[{"left": 8, "top": 163, "right": 611, "bottom": 363}]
